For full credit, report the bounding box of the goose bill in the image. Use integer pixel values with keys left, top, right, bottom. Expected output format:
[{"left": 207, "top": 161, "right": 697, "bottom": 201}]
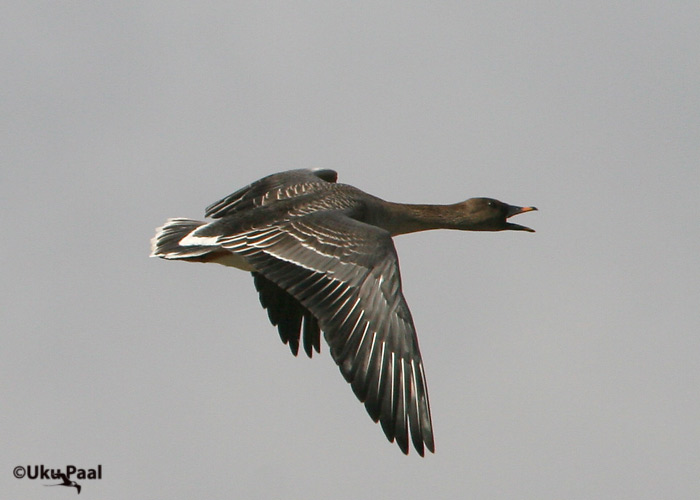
[{"left": 506, "top": 205, "right": 537, "bottom": 232}]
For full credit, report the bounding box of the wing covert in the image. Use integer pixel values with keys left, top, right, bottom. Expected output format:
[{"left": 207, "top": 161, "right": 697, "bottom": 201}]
[{"left": 205, "top": 169, "right": 338, "bottom": 219}]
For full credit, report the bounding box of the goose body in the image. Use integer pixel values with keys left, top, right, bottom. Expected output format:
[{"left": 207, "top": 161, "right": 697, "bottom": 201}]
[{"left": 151, "top": 169, "right": 537, "bottom": 455}]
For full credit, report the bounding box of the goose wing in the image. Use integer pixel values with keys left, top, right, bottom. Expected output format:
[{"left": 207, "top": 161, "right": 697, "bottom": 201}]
[
  {"left": 252, "top": 271, "right": 322, "bottom": 358},
  {"left": 221, "top": 210, "right": 434, "bottom": 455},
  {"left": 205, "top": 169, "right": 338, "bottom": 219}
]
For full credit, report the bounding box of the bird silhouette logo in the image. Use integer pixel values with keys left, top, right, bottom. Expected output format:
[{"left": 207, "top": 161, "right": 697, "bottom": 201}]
[{"left": 45, "top": 472, "right": 81, "bottom": 494}]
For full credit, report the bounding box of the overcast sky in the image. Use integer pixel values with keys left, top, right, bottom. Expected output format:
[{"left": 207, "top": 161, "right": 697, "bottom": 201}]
[{"left": 2, "top": 2, "right": 699, "bottom": 499}]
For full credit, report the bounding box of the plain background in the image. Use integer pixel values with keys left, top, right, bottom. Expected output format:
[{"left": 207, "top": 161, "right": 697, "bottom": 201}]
[{"left": 2, "top": 2, "right": 698, "bottom": 499}]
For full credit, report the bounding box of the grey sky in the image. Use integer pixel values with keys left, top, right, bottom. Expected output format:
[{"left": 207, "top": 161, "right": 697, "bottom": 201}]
[{"left": 2, "top": 2, "right": 699, "bottom": 499}]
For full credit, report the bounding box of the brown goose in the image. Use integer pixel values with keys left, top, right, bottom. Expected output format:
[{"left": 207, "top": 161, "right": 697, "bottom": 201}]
[{"left": 150, "top": 169, "right": 537, "bottom": 455}]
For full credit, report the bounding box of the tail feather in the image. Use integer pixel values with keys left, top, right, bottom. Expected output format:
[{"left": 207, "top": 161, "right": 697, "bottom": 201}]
[{"left": 150, "top": 218, "right": 211, "bottom": 259}]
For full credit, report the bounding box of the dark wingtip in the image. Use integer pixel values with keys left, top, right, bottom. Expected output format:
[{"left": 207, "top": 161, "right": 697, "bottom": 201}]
[
  {"left": 311, "top": 168, "right": 338, "bottom": 183},
  {"left": 396, "top": 434, "right": 410, "bottom": 455}
]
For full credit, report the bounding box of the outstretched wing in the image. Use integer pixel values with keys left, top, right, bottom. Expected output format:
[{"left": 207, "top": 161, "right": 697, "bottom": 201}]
[
  {"left": 221, "top": 210, "right": 434, "bottom": 455},
  {"left": 205, "top": 169, "right": 338, "bottom": 219},
  {"left": 252, "top": 272, "right": 322, "bottom": 358}
]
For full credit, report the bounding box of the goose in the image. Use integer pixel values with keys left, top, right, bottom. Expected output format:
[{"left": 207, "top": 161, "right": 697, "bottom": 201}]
[{"left": 151, "top": 168, "right": 537, "bottom": 455}]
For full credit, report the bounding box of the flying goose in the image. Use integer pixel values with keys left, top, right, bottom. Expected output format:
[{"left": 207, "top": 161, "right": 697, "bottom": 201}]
[{"left": 151, "top": 168, "right": 537, "bottom": 455}]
